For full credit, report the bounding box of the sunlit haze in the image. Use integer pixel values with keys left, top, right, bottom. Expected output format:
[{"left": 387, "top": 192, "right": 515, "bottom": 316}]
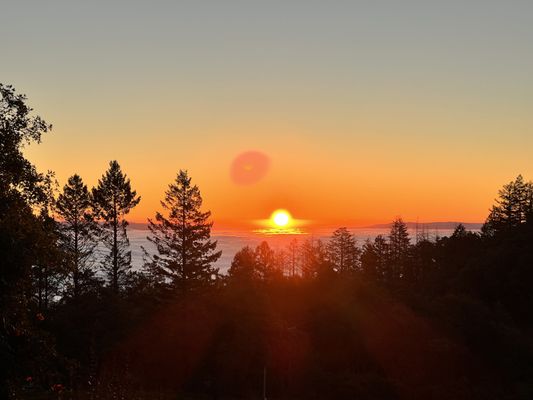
[{"left": 4, "top": 1, "right": 532, "bottom": 231}]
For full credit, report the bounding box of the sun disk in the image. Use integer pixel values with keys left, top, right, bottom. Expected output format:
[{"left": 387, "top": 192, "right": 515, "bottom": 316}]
[{"left": 271, "top": 209, "right": 291, "bottom": 227}]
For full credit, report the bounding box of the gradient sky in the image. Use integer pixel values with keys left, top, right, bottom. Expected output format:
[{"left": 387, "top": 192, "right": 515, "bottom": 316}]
[{"left": 3, "top": 1, "right": 533, "bottom": 229}]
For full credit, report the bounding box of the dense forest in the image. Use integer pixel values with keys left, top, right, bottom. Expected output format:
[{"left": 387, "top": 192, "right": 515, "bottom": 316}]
[{"left": 2, "top": 84, "right": 533, "bottom": 399}]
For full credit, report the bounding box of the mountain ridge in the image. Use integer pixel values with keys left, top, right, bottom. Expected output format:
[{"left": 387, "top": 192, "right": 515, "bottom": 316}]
[{"left": 363, "top": 221, "right": 483, "bottom": 230}]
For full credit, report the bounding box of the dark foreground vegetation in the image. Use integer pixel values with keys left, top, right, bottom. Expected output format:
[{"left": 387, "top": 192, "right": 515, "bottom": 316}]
[{"left": 2, "top": 84, "right": 533, "bottom": 399}]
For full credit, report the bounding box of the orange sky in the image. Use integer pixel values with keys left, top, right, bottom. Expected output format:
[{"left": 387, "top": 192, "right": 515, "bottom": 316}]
[
  {"left": 24, "top": 112, "right": 532, "bottom": 231},
  {"left": 7, "top": 2, "right": 532, "bottom": 231}
]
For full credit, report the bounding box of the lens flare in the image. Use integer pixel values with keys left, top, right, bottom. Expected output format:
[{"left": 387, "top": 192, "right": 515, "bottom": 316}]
[{"left": 230, "top": 151, "right": 270, "bottom": 185}]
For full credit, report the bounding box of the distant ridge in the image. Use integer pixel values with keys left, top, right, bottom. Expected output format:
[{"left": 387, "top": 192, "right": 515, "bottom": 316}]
[
  {"left": 127, "top": 221, "right": 484, "bottom": 232},
  {"left": 363, "top": 222, "right": 483, "bottom": 230},
  {"left": 129, "top": 222, "right": 149, "bottom": 230}
]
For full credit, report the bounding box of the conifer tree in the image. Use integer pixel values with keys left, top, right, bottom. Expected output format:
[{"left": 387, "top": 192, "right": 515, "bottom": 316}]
[
  {"left": 228, "top": 246, "right": 258, "bottom": 281},
  {"left": 300, "top": 238, "right": 317, "bottom": 279},
  {"left": 254, "top": 241, "right": 282, "bottom": 281},
  {"left": 373, "top": 234, "right": 389, "bottom": 281},
  {"left": 56, "top": 174, "right": 99, "bottom": 298},
  {"left": 388, "top": 218, "right": 410, "bottom": 281},
  {"left": 327, "top": 227, "right": 361, "bottom": 274},
  {"left": 145, "top": 170, "right": 221, "bottom": 293},
  {"left": 300, "top": 238, "right": 328, "bottom": 279},
  {"left": 92, "top": 161, "right": 140, "bottom": 293},
  {"left": 483, "top": 175, "right": 533, "bottom": 235},
  {"left": 361, "top": 239, "right": 379, "bottom": 280},
  {"left": 287, "top": 238, "right": 299, "bottom": 277}
]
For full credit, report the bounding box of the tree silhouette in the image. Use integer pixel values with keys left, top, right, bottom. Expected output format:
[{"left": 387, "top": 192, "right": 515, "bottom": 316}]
[
  {"left": 56, "top": 174, "right": 100, "bottom": 298},
  {"left": 388, "top": 218, "right": 410, "bottom": 281},
  {"left": 327, "top": 227, "right": 360, "bottom": 274},
  {"left": 228, "top": 246, "right": 258, "bottom": 282},
  {"left": 287, "top": 238, "right": 299, "bottom": 277},
  {"left": 254, "top": 241, "right": 282, "bottom": 281},
  {"left": 92, "top": 161, "right": 140, "bottom": 293},
  {"left": 361, "top": 236, "right": 388, "bottom": 281},
  {"left": 0, "top": 84, "right": 52, "bottom": 204},
  {"left": 299, "top": 238, "right": 321, "bottom": 279},
  {"left": 0, "top": 84, "right": 57, "bottom": 397},
  {"left": 31, "top": 209, "right": 64, "bottom": 311},
  {"left": 373, "top": 234, "right": 389, "bottom": 278},
  {"left": 483, "top": 175, "right": 533, "bottom": 235},
  {"left": 145, "top": 170, "right": 221, "bottom": 293}
]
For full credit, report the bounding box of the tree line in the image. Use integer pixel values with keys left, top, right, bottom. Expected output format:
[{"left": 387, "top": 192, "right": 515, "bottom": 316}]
[{"left": 2, "top": 84, "right": 533, "bottom": 399}]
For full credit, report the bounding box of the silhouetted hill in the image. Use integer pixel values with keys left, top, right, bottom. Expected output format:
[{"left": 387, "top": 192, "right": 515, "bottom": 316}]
[
  {"left": 364, "top": 221, "right": 483, "bottom": 230},
  {"left": 128, "top": 222, "right": 149, "bottom": 230}
]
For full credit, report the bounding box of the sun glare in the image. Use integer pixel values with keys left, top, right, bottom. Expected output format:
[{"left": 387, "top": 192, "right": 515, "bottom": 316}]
[
  {"left": 271, "top": 209, "right": 291, "bottom": 227},
  {"left": 254, "top": 209, "right": 304, "bottom": 235}
]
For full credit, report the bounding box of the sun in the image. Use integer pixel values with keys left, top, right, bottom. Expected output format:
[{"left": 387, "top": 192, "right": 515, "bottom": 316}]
[
  {"left": 271, "top": 209, "right": 291, "bottom": 227},
  {"left": 254, "top": 209, "right": 304, "bottom": 235}
]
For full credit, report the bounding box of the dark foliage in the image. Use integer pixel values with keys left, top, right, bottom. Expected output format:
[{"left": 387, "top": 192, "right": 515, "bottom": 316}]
[
  {"left": 92, "top": 161, "right": 140, "bottom": 293},
  {"left": 56, "top": 174, "right": 100, "bottom": 299},
  {"left": 145, "top": 170, "right": 221, "bottom": 294}
]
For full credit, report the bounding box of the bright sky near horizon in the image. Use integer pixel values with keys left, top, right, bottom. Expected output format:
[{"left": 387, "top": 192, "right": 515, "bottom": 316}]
[{"left": 3, "top": 1, "right": 533, "bottom": 230}]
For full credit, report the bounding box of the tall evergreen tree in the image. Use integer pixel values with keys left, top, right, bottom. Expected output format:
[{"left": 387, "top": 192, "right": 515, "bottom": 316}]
[
  {"left": 300, "top": 238, "right": 317, "bottom": 279},
  {"left": 327, "top": 227, "right": 361, "bottom": 274},
  {"left": 287, "top": 238, "right": 299, "bottom": 277},
  {"left": 388, "top": 218, "right": 410, "bottom": 281},
  {"left": 361, "top": 238, "right": 381, "bottom": 280},
  {"left": 145, "top": 170, "right": 221, "bottom": 293},
  {"left": 228, "top": 246, "right": 258, "bottom": 282},
  {"left": 373, "top": 234, "right": 389, "bottom": 281},
  {"left": 482, "top": 175, "right": 533, "bottom": 235},
  {"left": 254, "top": 241, "right": 282, "bottom": 281},
  {"left": 56, "top": 174, "right": 99, "bottom": 298},
  {"left": 92, "top": 161, "right": 140, "bottom": 293},
  {"left": 300, "top": 238, "right": 328, "bottom": 279}
]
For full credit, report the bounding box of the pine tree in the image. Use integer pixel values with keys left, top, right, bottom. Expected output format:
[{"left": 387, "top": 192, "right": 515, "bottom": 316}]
[
  {"left": 145, "top": 170, "right": 221, "bottom": 293},
  {"left": 482, "top": 175, "right": 533, "bottom": 235},
  {"left": 228, "top": 246, "right": 258, "bottom": 281},
  {"left": 287, "top": 238, "right": 299, "bottom": 277},
  {"left": 388, "top": 218, "right": 410, "bottom": 281},
  {"left": 361, "top": 239, "right": 379, "bottom": 280},
  {"left": 92, "top": 161, "right": 140, "bottom": 293},
  {"left": 300, "top": 238, "right": 317, "bottom": 279},
  {"left": 55, "top": 174, "right": 99, "bottom": 298},
  {"left": 373, "top": 235, "right": 389, "bottom": 281},
  {"left": 254, "top": 241, "right": 282, "bottom": 281},
  {"left": 327, "top": 227, "right": 361, "bottom": 274}
]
